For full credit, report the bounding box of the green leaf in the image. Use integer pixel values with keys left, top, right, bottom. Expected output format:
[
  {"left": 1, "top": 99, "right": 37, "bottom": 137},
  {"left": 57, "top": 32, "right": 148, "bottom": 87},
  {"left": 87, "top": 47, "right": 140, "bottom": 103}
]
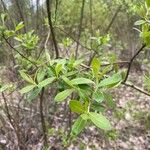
[
  {"left": 73, "top": 59, "right": 84, "bottom": 68},
  {"left": 5, "top": 30, "right": 15, "bottom": 37},
  {"left": 45, "top": 49, "right": 51, "bottom": 65},
  {"left": 71, "top": 116, "right": 87, "bottom": 136},
  {"left": 69, "top": 100, "right": 85, "bottom": 114},
  {"left": 134, "top": 20, "right": 146, "bottom": 26},
  {"left": 66, "top": 71, "right": 78, "bottom": 77},
  {"left": 91, "top": 103, "right": 105, "bottom": 112},
  {"left": 70, "top": 78, "right": 94, "bottom": 85},
  {"left": 98, "top": 73, "right": 122, "bottom": 88},
  {"left": 19, "top": 71, "right": 35, "bottom": 84},
  {"left": 15, "top": 22, "right": 24, "bottom": 31},
  {"left": 0, "top": 84, "right": 10, "bottom": 92},
  {"left": 20, "top": 85, "right": 36, "bottom": 94},
  {"left": 62, "top": 76, "right": 74, "bottom": 87},
  {"left": 146, "top": 0, "right": 150, "bottom": 8},
  {"left": 104, "top": 93, "right": 115, "bottom": 108},
  {"left": 54, "top": 89, "right": 74, "bottom": 102},
  {"left": 144, "top": 74, "right": 150, "bottom": 91},
  {"left": 38, "top": 77, "right": 56, "bottom": 88},
  {"left": 99, "top": 65, "right": 112, "bottom": 80},
  {"left": 27, "top": 88, "right": 41, "bottom": 102},
  {"left": 14, "top": 37, "right": 22, "bottom": 42},
  {"left": 89, "top": 112, "right": 111, "bottom": 130},
  {"left": 81, "top": 113, "right": 89, "bottom": 120},
  {"left": 55, "top": 63, "right": 62, "bottom": 76},
  {"left": 37, "top": 69, "right": 46, "bottom": 83},
  {"left": 91, "top": 57, "right": 100, "bottom": 80},
  {"left": 92, "top": 91, "right": 104, "bottom": 103},
  {"left": 1, "top": 14, "right": 7, "bottom": 25}
]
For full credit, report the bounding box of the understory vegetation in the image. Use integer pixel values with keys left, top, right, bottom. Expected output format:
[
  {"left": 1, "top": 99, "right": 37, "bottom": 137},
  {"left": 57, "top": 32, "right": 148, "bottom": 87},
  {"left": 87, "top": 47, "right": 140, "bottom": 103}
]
[{"left": 0, "top": 0, "right": 150, "bottom": 149}]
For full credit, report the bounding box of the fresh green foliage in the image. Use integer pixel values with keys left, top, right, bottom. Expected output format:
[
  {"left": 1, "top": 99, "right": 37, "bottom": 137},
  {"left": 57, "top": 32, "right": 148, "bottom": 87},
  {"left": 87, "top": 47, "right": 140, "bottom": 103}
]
[
  {"left": 71, "top": 116, "right": 87, "bottom": 136},
  {"left": 0, "top": 0, "right": 149, "bottom": 143},
  {"left": 19, "top": 71, "right": 36, "bottom": 84},
  {"left": 70, "top": 77, "right": 94, "bottom": 85},
  {"left": 91, "top": 57, "right": 101, "bottom": 84},
  {"left": 89, "top": 112, "right": 111, "bottom": 130},
  {"left": 144, "top": 74, "right": 150, "bottom": 91},
  {"left": 20, "top": 84, "right": 36, "bottom": 94},
  {"left": 135, "top": 0, "right": 150, "bottom": 45},
  {"left": 69, "top": 100, "right": 86, "bottom": 114},
  {"left": 14, "top": 30, "right": 39, "bottom": 50},
  {"left": 0, "top": 84, "right": 12, "bottom": 92},
  {"left": 54, "top": 89, "right": 74, "bottom": 102},
  {"left": 15, "top": 22, "right": 24, "bottom": 31},
  {"left": 92, "top": 91, "right": 104, "bottom": 103},
  {"left": 98, "top": 72, "right": 122, "bottom": 88},
  {"left": 38, "top": 77, "right": 56, "bottom": 88}
]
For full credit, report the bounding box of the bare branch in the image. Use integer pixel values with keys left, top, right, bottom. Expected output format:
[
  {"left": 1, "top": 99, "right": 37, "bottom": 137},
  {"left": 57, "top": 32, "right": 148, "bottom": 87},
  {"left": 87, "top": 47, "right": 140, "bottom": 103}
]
[
  {"left": 122, "top": 82, "right": 150, "bottom": 97},
  {"left": 105, "top": 5, "right": 122, "bottom": 33},
  {"left": 75, "top": 0, "right": 85, "bottom": 59},
  {"left": 46, "top": 0, "right": 59, "bottom": 58},
  {"left": 124, "top": 44, "right": 146, "bottom": 82}
]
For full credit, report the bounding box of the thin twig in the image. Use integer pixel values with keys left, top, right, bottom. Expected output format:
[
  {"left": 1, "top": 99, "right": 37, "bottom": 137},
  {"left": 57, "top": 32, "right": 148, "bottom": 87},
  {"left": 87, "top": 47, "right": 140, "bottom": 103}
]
[
  {"left": 75, "top": 0, "right": 85, "bottom": 59},
  {"left": 88, "top": 5, "right": 122, "bottom": 66},
  {"left": 46, "top": 0, "right": 59, "bottom": 58},
  {"left": 55, "top": 26, "right": 99, "bottom": 55},
  {"left": 80, "top": 61, "right": 150, "bottom": 97},
  {"left": 105, "top": 5, "right": 122, "bottom": 33},
  {"left": 122, "top": 82, "right": 150, "bottom": 97},
  {"left": 124, "top": 44, "right": 146, "bottom": 82},
  {"left": 2, "top": 92, "right": 22, "bottom": 150},
  {"left": 2, "top": 35, "right": 37, "bottom": 67}
]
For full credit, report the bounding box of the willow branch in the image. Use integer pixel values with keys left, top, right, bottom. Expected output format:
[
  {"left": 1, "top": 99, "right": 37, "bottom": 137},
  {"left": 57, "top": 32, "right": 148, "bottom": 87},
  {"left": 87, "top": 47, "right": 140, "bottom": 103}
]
[
  {"left": 46, "top": 0, "right": 59, "bottom": 58},
  {"left": 80, "top": 62, "right": 150, "bottom": 97},
  {"left": 75, "top": 0, "right": 85, "bottom": 59},
  {"left": 2, "top": 35, "right": 37, "bottom": 67},
  {"left": 124, "top": 44, "right": 146, "bottom": 82},
  {"left": 2, "top": 92, "right": 22, "bottom": 149},
  {"left": 105, "top": 5, "right": 122, "bottom": 33},
  {"left": 122, "top": 82, "right": 150, "bottom": 97}
]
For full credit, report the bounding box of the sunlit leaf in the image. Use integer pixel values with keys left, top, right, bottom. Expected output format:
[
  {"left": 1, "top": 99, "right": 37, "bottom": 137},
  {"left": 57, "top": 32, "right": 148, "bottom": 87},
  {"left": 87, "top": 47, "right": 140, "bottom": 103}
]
[
  {"left": 15, "top": 22, "right": 24, "bottom": 31},
  {"left": 146, "top": 0, "right": 150, "bottom": 8},
  {"left": 69, "top": 100, "right": 85, "bottom": 114},
  {"left": 134, "top": 20, "right": 146, "bottom": 26},
  {"left": 19, "top": 71, "right": 35, "bottom": 84},
  {"left": 54, "top": 89, "right": 74, "bottom": 102},
  {"left": 37, "top": 69, "right": 46, "bottom": 83},
  {"left": 98, "top": 73, "right": 122, "bottom": 88},
  {"left": 91, "top": 57, "right": 100, "bottom": 81},
  {"left": 55, "top": 63, "right": 62, "bottom": 76},
  {"left": 92, "top": 91, "right": 104, "bottom": 103},
  {"left": 62, "top": 76, "right": 74, "bottom": 87},
  {"left": 70, "top": 78, "right": 94, "bottom": 85},
  {"left": 0, "top": 84, "right": 10, "bottom": 92},
  {"left": 89, "top": 112, "right": 111, "bottom": 130},
  {"left": 38, "top": 77, "right": 56, "bottom": 88},
  {"left": 71, "top": 116, "right": 87, "bottom": 136},
  {"left": 20, "top": 85, "right": 36, "bottom": 94}
]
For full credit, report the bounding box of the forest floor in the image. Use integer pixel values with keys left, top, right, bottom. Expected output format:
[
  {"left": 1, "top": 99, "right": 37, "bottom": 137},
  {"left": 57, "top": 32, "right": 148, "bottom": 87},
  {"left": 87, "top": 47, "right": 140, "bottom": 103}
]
[{"left": 0, "top": 69, "right": 150, "bottom": 150}]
